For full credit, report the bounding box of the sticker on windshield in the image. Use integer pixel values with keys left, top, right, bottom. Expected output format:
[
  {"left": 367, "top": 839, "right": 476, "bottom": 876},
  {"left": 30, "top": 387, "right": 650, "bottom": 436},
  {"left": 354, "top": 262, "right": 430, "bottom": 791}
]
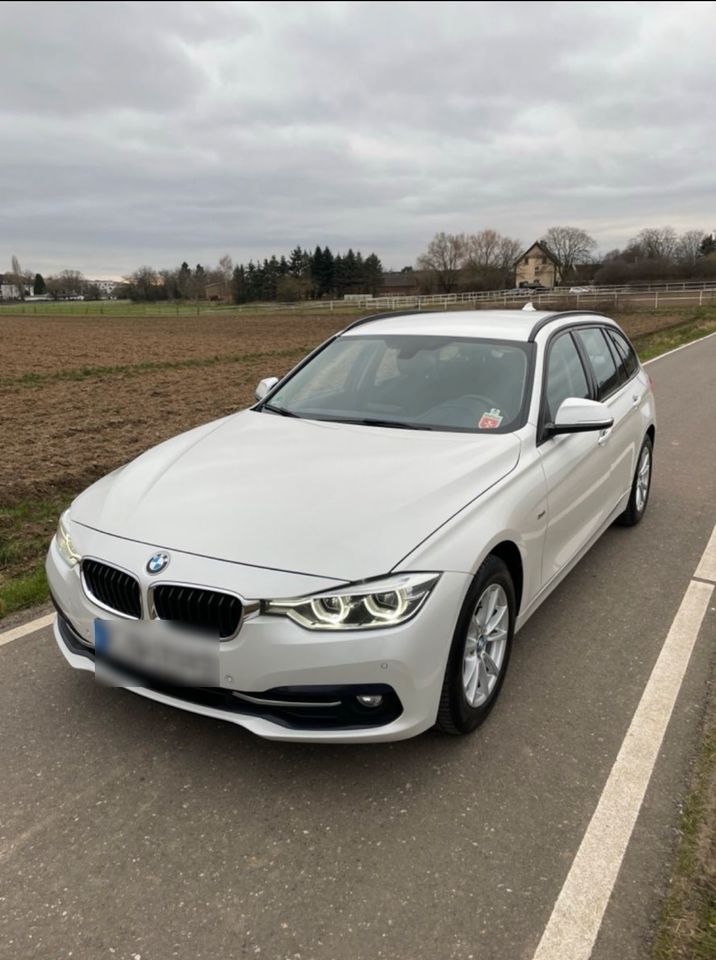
[{"left": 478, "top": 408, "right": 503, "bottom": 430}]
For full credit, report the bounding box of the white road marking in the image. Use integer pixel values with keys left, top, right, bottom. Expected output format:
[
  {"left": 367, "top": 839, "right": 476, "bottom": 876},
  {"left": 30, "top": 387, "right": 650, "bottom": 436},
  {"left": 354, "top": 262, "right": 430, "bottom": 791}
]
[
  {"left": 643, "top": 328, "right": 716, "bottom": 365},
  {"left": 532, "top": 525, "right": 716, "bottom": 960},
  {"left": 694, "top": 523, "right": 716, "bottom": 584},
  {"left": 0, "top": 613, "right": 55, "bottom": 647}
]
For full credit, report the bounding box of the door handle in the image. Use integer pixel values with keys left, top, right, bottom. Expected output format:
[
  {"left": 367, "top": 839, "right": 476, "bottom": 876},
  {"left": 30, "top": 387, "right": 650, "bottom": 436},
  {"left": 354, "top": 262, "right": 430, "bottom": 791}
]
[
  {"left": 598, "top": 427, "right": 613, "bottom": 446},
  {"left": 631, "top": 394, "right": 640, "bottom": 408}
]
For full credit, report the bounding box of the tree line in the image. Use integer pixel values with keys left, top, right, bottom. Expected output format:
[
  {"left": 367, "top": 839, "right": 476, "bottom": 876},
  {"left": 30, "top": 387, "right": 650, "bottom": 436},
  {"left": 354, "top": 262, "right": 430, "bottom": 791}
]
[
  {"left": 123, "top": 246, "right": 384, "bottom": 303},
  {"left": 594, "top": 227, "right": 716, "bottom": 284},
  {"left": 5, "top": 226, "right": 715, "bottom": 304},
  {"left": 415, "top": 225, "right": 716, "bottom": 292},
  {"left": 0, "top": 257, "right": 104, "bottom": 299}
]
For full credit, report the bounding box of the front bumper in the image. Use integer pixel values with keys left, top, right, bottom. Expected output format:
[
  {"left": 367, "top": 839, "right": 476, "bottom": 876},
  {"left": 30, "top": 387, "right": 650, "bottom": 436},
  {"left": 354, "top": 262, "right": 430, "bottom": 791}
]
[{"left": 46, "top": 527, "right": 471, "bottom": 743}]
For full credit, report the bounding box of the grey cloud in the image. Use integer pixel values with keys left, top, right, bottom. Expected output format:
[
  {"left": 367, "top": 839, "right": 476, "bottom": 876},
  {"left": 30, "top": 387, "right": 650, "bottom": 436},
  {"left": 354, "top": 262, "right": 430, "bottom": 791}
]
[{"left": 0, "top": 0, "right": 715, "bottom": 277}]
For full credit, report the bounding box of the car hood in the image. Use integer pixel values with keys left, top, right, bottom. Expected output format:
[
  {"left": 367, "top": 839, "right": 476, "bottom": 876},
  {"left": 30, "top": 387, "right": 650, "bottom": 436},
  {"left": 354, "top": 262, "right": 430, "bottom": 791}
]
[{"left": 72, "top": 410, "right": 521, "bottom": 582}]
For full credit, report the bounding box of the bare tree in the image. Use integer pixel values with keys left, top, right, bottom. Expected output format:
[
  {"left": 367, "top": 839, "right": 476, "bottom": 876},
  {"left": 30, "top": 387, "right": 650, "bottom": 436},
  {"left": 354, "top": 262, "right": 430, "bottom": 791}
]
[
  {"left": 45, "top": 269, "right": 86, "bottom": 298},
  {"left": 676, "top": 229, "right": 706, "bottom": 267},
  {"left": 124, "top": 266, "right": 158, "bottom": 301},
  {"left": 9, "top": 255, "right": 28, "bottom": 298},
  {"left": 466, "top": 230, "right": 522, "bottom": 288},
  {"left": 218, "top": 254, "right": 233, "bottom": 281},
  {"left": 628, "top": 226, "right": 679, "bottom": 260},
  {"left": 496, "top": 236, "right": 523, "bottom": 272},
  {"left": 416, "top": 232, "right": 469, "bottom": 292},
  {"left": 467, "top": 229, "right": 502, "bottom": 269},
  {"left": 540, "top": 226, "right": 597, "bottom": 282}
]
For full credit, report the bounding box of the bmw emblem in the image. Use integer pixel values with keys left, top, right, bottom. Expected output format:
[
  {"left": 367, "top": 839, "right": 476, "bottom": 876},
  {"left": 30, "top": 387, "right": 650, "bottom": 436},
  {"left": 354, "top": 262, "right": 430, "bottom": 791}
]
[{"left": 146, "top": 552, "right": 170, "bottom": 575}]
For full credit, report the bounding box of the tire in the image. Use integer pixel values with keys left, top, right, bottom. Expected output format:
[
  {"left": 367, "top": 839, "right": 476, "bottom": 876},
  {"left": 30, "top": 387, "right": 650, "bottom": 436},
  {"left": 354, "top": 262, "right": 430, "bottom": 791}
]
[
  {"left": 436, "top": 555, "right": 515, "bottom": 736},
  {"left": 616, "top": 434, "right": 653, "bottom": 527}
]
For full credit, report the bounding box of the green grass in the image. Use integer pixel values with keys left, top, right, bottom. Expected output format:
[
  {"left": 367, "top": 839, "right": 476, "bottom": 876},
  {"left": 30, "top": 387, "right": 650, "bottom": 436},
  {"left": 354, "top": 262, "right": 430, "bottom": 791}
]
[
  {"left": 651, "top": 708, "right": 716, "bottom": 959},
  {"left": 0, "top": 492, "right": 72, "bottom": 618},
  {"left": 632, "top": 312, "right": 716, "bottom": 361},
  {"left": 0, "top": 565, "right": 48, "bottom": 619}
]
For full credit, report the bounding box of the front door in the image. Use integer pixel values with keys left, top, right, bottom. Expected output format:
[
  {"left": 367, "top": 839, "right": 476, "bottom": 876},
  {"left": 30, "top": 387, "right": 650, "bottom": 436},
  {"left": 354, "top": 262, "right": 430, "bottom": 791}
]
[{"left": 538, "top": 330, "right": 614, "bottom": 586}]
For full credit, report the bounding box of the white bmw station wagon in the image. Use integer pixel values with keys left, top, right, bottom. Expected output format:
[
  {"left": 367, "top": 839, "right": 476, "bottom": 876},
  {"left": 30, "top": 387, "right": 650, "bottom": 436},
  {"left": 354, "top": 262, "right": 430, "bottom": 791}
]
[{"left": 47, "top": 308, "right": 655, "bottom": 742}]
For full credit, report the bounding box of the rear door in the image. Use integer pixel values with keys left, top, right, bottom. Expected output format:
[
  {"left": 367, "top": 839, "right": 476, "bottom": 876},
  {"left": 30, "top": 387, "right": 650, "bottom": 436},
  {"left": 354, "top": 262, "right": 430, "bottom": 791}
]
[
  {"left": 604, "top": 326, "right": 650, "bottom": 495},
  {"left": 573, "top": 326, "right": 643, "bottom": 507}
]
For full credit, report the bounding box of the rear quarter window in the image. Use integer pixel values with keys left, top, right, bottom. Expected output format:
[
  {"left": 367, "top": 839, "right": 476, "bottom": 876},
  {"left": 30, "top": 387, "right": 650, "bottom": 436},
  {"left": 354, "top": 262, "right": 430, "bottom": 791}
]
[{"left": 606, "top": 328, "right": 639, "bottom": 379}]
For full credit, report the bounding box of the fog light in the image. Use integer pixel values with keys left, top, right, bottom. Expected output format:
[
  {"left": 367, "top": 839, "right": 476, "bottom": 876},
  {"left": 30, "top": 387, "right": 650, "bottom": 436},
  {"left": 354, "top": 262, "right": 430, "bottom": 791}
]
[{"left": 356, "top": 694, "right": 384, "bottom": 708}]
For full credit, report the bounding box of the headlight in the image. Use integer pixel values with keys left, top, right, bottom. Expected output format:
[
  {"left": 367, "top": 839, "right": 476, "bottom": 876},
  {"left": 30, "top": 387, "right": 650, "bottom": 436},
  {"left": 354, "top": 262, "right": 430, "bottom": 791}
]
[
  {"left": 265, "top": 572, "right": 440, "bottom": 631},
  {"left": 56, "top": 510, "right": 80, "bottom": 567}
]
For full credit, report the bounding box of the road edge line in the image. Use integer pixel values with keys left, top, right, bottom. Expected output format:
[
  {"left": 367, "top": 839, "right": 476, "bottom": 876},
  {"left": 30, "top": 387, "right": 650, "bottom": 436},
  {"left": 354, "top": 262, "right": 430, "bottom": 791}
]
[
  {"left": 0, "top": 613, "right": 55, "bottom": 647},
  {"left": 531, "top": 529, "right": 716, "bottom": 960}
]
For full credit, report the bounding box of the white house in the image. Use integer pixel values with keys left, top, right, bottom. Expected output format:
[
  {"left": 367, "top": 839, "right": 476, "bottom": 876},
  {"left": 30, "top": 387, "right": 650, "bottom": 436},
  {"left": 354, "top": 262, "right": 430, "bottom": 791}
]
[
  {"left": 0, "top": 275, "right": 21, "bottom": 300},
  {"left": 89, "top": 279, "right": 119, "bottom": 297}
]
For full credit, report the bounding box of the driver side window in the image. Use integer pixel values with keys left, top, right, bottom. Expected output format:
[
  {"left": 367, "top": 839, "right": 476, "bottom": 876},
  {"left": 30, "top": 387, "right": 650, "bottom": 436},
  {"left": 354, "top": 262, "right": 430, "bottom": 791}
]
[{"left": 545, "top": 332, "right": 590, "bottom": 422}]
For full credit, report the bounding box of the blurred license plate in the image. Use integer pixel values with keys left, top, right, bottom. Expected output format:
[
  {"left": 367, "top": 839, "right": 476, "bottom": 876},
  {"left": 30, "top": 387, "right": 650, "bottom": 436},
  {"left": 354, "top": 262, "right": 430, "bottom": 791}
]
[{"left": 94, "top": 619, "right": 220, "bottom": 686}]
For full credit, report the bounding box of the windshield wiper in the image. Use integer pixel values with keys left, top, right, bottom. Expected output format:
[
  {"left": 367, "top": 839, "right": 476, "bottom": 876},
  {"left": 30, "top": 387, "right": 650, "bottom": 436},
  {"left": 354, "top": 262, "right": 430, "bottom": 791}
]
[
  {"left": 340, "top": 417, "right": 433, "bottom": 431},
  {"left": 262, "top": 402, "right": 302, "bottom": 419}
]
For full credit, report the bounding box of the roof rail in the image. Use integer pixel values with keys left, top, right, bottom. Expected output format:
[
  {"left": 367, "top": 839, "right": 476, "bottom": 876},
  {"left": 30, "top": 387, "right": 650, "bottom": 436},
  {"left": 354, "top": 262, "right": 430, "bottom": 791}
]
[
  {"left": 527, "top": 310, "right": 607, "bottom": 342},
  {"left": 341, "top": 308, "right": 423, "bottom": 333}
]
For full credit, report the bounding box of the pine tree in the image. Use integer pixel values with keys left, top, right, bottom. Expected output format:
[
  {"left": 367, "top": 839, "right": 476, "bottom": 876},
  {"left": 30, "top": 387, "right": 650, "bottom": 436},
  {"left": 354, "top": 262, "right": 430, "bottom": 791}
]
[
  {"left": 364, "top": 253, "right": 384, "bottom": 296},
  {"left": 700, "top": 233, "right": 716, "bottom": 256},
  {"left": 231, "top": 265, "right": 247, "bottom": 304},
  {"left": 177, "top": 261, "right": 192, "bottom": 299},
  {"left": 289, "top": 246, "right": 305, "bottom": 277},
  {"left": 33, "top": 273, "right": 46, "bottom": 295},
  {"left": 311, "top": 246, "right": 324, "bottom": 297},
  {"left": 334, "top": 254, "right": 345, "bottom": 295},
  {"left": 245, "top": 261, "right": 258, "bottom": 302},
  {"left": 194, "top": 264, "right": 206, "bottom": 299}
]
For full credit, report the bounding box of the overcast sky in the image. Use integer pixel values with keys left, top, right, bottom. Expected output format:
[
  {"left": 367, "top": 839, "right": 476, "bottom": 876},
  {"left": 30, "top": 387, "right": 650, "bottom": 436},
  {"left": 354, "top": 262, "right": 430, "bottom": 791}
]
[{"left": 1, "top": 0, "right": 714, "bottom": 279}]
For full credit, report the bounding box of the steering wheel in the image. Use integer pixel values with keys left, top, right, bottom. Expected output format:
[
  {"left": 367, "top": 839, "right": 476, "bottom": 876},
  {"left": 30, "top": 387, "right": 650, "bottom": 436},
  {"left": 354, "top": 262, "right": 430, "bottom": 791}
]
[
  {"left": 461, "top": 395, "right": 496, "bottom": 411},
  {"left": 416, "top": 394, "right": 498, "bottom": 428}
]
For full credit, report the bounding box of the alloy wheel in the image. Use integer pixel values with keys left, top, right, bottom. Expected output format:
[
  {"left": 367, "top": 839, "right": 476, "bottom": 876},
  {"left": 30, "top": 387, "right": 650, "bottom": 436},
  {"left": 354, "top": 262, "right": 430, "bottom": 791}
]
[{"left": 462, "top": 583, "right": 509, "bottom": 707}]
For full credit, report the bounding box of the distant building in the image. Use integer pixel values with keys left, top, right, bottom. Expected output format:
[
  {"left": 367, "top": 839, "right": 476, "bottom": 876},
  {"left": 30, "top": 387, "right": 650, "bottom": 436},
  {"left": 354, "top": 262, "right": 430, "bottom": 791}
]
[
  {"left": 381, "top": 270, "right": 431, "bottom": 296},
  {"left": 514, "top": 242, "right": 561, "bottom": 287},
  {"left": 0, "top": 275, "right": 22, "bottom": 300},
  {"left": 89, "top": 279, "right": 120, "bottom": 297}
]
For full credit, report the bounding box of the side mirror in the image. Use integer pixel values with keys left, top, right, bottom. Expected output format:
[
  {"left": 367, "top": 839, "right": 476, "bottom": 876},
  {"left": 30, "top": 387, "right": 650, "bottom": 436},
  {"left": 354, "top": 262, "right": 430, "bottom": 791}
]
[
  {"left": 546, "top": 397, "right": 614, "bottom": 435},
  {"left": 255, "top": 376, "right": 279, "bottom": 402}
]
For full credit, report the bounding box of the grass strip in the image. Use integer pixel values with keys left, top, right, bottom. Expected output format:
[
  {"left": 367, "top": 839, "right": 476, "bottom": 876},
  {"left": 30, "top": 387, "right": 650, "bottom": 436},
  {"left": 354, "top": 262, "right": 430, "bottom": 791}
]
[
  {"left": 651, "top": 684, "right": 716, "bottom": 960},
  {"left": 0, "top": 491, "right": 73, "bottom": 618},
  {"left": 0, "top": 565, "right": 48, "bottom": 620},
  {"left": 632, "top": 316, "right": 716, "bottom": 361}
]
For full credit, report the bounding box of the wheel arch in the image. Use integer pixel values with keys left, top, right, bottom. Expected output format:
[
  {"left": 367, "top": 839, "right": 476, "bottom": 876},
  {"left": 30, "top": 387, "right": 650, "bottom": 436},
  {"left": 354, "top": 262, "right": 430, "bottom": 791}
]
[{"left": 487, "top": 540, "right": 524, "bottom": 616}]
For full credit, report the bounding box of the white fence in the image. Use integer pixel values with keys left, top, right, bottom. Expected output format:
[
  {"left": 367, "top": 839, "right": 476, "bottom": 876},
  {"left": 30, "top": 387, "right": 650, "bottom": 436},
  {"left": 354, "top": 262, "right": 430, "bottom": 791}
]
[{"left": 304, "top": 280, "right": 716, "bottom": 314}]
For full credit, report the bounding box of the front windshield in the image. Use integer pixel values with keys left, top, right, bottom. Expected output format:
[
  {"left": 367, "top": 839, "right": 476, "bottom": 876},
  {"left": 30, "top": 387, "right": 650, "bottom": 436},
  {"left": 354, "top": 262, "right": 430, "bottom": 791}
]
[{"left": 263, "top": 334, "right": 533, "bottom": 433}]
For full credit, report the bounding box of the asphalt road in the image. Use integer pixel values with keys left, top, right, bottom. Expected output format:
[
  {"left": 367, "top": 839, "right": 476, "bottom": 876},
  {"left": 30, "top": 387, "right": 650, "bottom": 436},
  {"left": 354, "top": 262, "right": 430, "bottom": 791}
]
[{"left": 1, "top": 335, "right": 715, "bottom": 960}]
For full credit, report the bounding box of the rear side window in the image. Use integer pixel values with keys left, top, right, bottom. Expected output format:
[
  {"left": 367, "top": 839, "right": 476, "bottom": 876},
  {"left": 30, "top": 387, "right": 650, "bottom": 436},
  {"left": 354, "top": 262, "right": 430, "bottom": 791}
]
[
  {"left": 574, "top": 328, "right": 621, "bottom": 400},
  {"left": 606, "top": 328, "right": 639, "bottom": 379},
  {"left": 544, "top": 332, "right": 590, "bottom": 421}
]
